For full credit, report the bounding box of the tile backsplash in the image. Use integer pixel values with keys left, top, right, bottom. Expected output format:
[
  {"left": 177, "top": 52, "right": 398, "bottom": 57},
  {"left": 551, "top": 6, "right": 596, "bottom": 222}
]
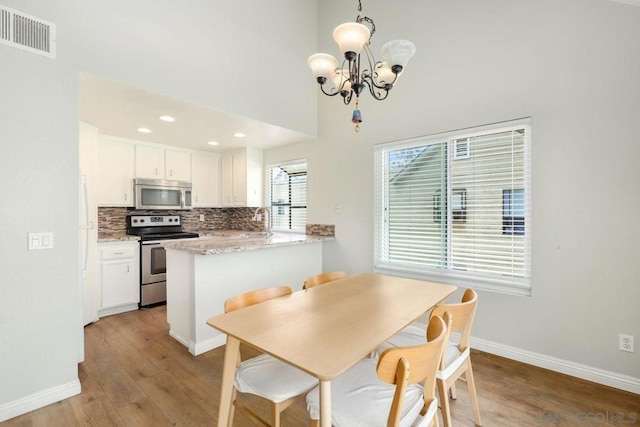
[{"left": 98, "top": 207, "right": 334, "bottom": 237}]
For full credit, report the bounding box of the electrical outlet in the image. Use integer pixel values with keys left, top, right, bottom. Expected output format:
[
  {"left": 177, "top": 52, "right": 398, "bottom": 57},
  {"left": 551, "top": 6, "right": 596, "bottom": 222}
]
[
  {"left": 619, "top": 334, "right": 634, "bottom": 353},
  {"left": 199, "top": 214, "right": 205, "bottom": 222}
]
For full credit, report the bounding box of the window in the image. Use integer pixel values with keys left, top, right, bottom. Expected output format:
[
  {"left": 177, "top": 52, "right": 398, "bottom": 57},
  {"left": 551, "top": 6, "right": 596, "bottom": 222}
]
[
  {"left": 267, "top": 160, "right": 307, "bottom": 232},
  {"left": 374, "top": 119, "right": 531, "bottom": 295},
  {"left": 503, "top": 189, "right": 525, "bottom": 235}
]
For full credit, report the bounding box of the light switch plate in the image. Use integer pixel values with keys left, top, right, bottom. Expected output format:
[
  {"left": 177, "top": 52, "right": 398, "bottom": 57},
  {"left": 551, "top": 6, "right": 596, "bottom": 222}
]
[{"left": 28, "top": 232, "right": 54, "bottom": 250}]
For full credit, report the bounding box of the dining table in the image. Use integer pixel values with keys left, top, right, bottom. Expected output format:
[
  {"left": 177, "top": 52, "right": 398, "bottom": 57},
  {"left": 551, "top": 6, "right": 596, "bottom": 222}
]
[{"left": 206, "top": 272, "right": 458, "bottom": 427}]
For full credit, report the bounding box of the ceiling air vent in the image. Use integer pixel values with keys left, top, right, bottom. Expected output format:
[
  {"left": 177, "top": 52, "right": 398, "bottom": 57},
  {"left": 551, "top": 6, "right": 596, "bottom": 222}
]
[{"left": 0, "top": 4, "right": 55, "bottom": 58}]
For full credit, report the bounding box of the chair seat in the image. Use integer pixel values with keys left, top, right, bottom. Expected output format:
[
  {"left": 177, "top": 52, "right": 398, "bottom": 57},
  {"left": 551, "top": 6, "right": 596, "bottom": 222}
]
[
  {"left": 305, "top": 358, "right": 437, "bottom": 427},
  {"left": 235, "top": 353, "right": 318, "bottom": 404},
  {"left": 379, "top": 323, "right": 464, "bottom": 373}
]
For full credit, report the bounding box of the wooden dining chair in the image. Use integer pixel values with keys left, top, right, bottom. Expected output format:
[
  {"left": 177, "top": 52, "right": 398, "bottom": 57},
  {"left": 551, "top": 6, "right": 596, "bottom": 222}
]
[
  {"left": 305, "top": 313, "right": 451, "bottom": 427},
  {"left": 224, "top": 286, "right": 318, "bottom": 427},
  {"left": 302, "top": 271, "right": 347, "bottom": 290},
  {"left": 379, "top": 289, "right": 481, "bottom": 427}
]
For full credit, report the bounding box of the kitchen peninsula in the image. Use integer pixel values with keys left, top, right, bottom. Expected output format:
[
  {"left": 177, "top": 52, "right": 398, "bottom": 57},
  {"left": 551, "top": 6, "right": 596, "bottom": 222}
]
[{"left": 164, "top": 231, "right": 333, "bottom": 355}]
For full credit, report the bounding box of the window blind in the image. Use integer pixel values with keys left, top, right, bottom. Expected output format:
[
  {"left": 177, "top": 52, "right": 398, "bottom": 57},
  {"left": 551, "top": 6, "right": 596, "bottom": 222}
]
[
  {"left": 374, "top": 119, "right": 531, "bottom": 295},
  {"left": 268, "top": 160, "right": 307, "bottom": 232}
]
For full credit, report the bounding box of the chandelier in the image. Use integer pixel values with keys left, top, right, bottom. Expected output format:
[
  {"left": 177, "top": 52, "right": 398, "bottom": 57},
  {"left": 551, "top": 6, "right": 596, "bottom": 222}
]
[{"left": 307, "top": 0, "right": 416, "bottom": 132}]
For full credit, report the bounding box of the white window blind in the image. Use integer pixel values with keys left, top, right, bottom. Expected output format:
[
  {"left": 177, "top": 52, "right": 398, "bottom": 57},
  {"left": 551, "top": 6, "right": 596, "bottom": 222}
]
[
  {"left": 268, "top": 160, "right": 307, "bottom": 232},
  {"left": 374, "top": 119, "right": 531, "bottom": 295}
]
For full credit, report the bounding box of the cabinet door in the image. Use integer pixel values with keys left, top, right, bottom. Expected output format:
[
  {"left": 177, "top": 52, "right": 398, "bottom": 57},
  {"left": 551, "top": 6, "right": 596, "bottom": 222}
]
[
  {"left": 97, "top": 139, "right": 135, "bottom": 206},
  {"left": 232, "top": 151, "right": 247, "bottom": 206},
  {"left": 101, "top": 259, "right": 138, "bottom": 308},
  {"left": 165, "top": 149, "right": 191, "bottom": 181},
  {"left": 221, "top": 154, "right": 234, "bottom": 206},
  {"left": 135, "top": 145, "right": 164, "bottom": 178},
  {"left": 192, "top": 152, "right": 220, "bottom": 207}
]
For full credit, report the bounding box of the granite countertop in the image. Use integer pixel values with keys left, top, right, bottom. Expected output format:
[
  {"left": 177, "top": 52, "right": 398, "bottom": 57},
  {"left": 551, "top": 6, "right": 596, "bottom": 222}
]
[
  {"left": 163, "top": 230, "right": 334, "bottom": 255},
  {"left": 97, "top": 233, "right": 140, "bottom": 243}
]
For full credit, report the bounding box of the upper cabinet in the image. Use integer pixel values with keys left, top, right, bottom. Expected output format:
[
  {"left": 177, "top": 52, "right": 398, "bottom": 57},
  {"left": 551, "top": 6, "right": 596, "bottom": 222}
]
[
  {"left": 135, "top": 145, "right": 164, "bottom": 179},
  {"left": 221, "top": 147, "right": 263, "bottom": 207},
  {"left": 191, "top": 152, "right": 221, "bottom": 207},
  {"left": 97, "top": 137, "right": 135, "bottom": 206},
  {"left": 165, "top": 149, "right": 191, "bottom": 181},
  {"left": 135, "top": 146, "right": 191, "bottom": 182}
]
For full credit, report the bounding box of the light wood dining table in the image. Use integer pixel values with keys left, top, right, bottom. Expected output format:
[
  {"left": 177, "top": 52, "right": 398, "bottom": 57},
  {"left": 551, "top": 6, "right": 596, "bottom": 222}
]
[{"left": 206, "top": 272, "right": 457, "bottom": 427}]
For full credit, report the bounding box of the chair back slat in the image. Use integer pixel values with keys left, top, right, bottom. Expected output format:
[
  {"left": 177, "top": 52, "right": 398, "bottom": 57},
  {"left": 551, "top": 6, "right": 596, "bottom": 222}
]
[
  {"left": 303, "top": 271, "right": 347, "bottom": 290},
  {"left": 430, "top": 288, "right": 477, "bottom": 350},
  {"left": 377, "top": 314, "right": 450, "bottom": 426},
  {"left": 224, "top": 285, "right": 292, "bottom": 313}
]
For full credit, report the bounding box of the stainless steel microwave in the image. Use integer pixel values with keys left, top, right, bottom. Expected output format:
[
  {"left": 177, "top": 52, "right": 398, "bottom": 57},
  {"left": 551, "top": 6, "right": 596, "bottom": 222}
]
[{"left": 133, "top": 178, "right": 192, "bottom": 210}]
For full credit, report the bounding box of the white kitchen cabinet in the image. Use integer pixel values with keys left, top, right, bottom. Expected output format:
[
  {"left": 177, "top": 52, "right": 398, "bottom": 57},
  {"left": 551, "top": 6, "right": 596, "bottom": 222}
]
[
  {"left": 135, "top": 145, "right": 164, "bottom": 179},
  {"left": 221, "top": 147, "right": 263, "bottom": 206},
  {"left": 136, "top": 146, "right": 190, "bottom": 181},
  {"left": 191, "top": 152, "right": 221, "bottom": 207},
  {"left": 99, "top": 242, "right": 139, "bottom": 317},
  {"left": 165, "top": 149, "right": 191, "bottom": 181},
  {"left": 97, "top": 137, "right": 135, "bottom": 206}
]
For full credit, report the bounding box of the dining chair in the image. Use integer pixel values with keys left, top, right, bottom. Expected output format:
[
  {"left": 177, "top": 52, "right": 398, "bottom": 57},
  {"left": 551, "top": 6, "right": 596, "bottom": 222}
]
[
  {"left": 224, "top": 285, "right": 318, "bottom": 427},
  {"left": 379, "top": 288, "right": 481, "bottom": 427},
  {"left": 305, "top": 313, "right": 451, "bottom": 427},
  {"left": 302, "top": 271, "right": 347, "bottom": 290}
]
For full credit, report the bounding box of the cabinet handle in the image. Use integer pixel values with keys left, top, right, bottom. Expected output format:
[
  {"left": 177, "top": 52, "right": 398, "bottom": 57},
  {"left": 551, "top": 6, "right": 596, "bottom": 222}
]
[
  {"left": 126, "top": 265, "right": 130, "bottom": 273},
  {"left": 113, "top": 252, "right": 124, "bottom": 255},
  {"left": 124, "top": 193, "right": 127, "bottom": 201},
  {"left": 155, "top": 167, "right": 158, "bottom": 175},
  {"left": 169, "top": 169, "right": 173, "bottom": 177}
]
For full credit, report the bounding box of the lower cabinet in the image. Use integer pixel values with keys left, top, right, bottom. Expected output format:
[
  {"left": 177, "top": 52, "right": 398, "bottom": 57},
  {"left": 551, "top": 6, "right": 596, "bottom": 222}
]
[{"left": 99, "top": 241, "right": 140, "bottom": 317}]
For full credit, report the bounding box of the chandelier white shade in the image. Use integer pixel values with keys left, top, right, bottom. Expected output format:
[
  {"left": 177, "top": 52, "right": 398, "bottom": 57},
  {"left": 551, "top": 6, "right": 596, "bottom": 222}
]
[
  {"left": 307, "top": 0, "right": 416, "bottom": 131},
  {"left": 333, "top": 22, "right": 371, "bottom": 57},
  {"left": 307, "top": 53, "right": 339, "bottom": 80},
  {"left": 381, "top": 40, "right": 417, "bottom": 68}
]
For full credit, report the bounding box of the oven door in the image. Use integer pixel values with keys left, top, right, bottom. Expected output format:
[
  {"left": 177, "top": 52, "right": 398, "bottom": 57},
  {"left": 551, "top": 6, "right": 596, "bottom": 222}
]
[{"left": 141, "top": 241, "right": 167, "bottom": 284}]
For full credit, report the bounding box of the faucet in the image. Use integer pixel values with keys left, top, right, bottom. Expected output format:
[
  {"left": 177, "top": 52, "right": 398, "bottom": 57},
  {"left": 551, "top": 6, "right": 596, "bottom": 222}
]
[{"left": 253, "top": 207, "right": 272, "bottom": 237}]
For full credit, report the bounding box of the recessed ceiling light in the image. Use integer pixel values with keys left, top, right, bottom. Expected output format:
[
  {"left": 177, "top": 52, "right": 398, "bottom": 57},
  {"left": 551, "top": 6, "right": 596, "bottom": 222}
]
[
  {"left": 159, "top": 115, "right": 175, "bottom": 122},
  {"left": 137, "top": 127, "right": 152, "bottom": 133},
  {"left": 233, "top": 132, "right": 246, "bottom": 138},
  {"left": 207, "top": 141, "right": 219, "bottom": 146}
]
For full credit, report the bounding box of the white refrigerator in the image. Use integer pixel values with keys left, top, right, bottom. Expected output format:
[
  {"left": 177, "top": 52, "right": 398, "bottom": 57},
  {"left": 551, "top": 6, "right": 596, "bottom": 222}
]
[{"left": 80, "top": 123, "right": 100, "bottom": 328}]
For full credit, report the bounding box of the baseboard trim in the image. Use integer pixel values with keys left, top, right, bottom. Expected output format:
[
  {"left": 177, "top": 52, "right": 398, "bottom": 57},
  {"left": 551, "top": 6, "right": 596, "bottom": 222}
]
[
  {"left": 191, "top": 335, "right": 226, "bottom": 356},
  {"left": 168, "top": 330, "right": 226, "bottom": 356},
  {"left": 468, "top": 335, "right": 640, "bottom": 395},
  {"left": 0, "top": 379, "right": 81, "bottom": 422}
]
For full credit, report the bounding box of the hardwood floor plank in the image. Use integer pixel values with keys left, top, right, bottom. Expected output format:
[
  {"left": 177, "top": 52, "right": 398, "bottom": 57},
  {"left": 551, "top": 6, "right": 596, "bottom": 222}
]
[
  {"left": 135, "top": 373, "right": 215, "bottom": 425},
  {"left": 115, "top": 398, "right": 173, "bottom": 427},
  {"left": 29, "top": 400, "right": 78, "bottom": 427},
  {"left": 2, "top": 305, "right": 637, "bottom": 427}
]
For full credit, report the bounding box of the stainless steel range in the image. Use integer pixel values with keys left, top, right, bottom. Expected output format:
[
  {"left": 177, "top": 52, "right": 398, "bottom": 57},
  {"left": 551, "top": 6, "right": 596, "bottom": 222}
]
[{"left": 126, "top": 214, "right": 199, "bottom": 308}]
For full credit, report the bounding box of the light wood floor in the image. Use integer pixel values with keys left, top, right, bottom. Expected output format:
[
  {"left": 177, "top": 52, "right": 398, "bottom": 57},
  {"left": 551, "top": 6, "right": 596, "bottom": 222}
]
[{"left": 3, "top": 305, "right": 637, "bottom": 426}]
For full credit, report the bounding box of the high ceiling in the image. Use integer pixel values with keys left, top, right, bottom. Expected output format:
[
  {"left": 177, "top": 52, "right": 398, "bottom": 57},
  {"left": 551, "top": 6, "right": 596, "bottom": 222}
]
[{"left": 79, "top": 73, "right": 313, "bottom": 153}]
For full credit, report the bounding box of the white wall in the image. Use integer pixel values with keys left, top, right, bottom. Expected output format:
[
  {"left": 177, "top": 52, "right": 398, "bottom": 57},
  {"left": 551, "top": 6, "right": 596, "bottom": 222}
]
[
  {"left": 0, "top": 0, "right": 318, "bottom": 419},
  {"left": 0, "top": 1, "right": 81, "bottom": 418},
  {"left": 268, "top": 0, "right": 640, "bottom": 384}
]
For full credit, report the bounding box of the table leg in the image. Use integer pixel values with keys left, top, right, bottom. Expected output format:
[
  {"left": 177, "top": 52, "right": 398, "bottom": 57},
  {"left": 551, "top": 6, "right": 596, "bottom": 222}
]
[
  {"left": 319, "top": 379, "right": 331, "bottom": 427},
  {"left": 218, "top": 336, "right": 240, "bottom": 427}
]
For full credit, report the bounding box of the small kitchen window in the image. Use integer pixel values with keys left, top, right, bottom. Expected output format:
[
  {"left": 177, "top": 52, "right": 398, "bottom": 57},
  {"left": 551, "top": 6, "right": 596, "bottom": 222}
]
[{"left": 267, "top": 160, "right": 307, "bottom": 232}]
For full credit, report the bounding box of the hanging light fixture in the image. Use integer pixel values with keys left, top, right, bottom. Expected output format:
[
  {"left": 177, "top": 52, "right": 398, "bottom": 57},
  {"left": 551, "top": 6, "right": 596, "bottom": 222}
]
[{"left": 308, "top": 0, "right": 416, "bottom": 132}]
